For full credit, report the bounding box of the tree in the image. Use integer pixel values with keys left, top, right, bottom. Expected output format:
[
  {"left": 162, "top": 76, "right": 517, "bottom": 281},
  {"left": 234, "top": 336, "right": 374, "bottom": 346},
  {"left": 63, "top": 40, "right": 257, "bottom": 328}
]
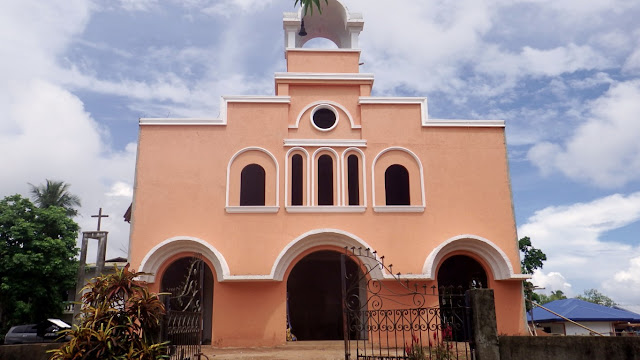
[
  {"left": 0, "top": 195, "right": 79, "bottom": 335},
  {"left": 519, "top": 236, "right": 547, "bottom": 311},
  {"left": 295, "top": 0, "right": 328, "bottom": 15},
  {"left": 519, "top": 236, "right": 547, "bottom": 275},
  {"left": 576, "top": 289, "right": 617, "bottom": 307},
  {"left": 537, "top": 290, "right": 568, "bottom": 305},
  {"left": 29, "top": 179, "right": 81, "bottom": 217},
  {"left": 49, "top": 265, "right": 168, "bottom": 359}
]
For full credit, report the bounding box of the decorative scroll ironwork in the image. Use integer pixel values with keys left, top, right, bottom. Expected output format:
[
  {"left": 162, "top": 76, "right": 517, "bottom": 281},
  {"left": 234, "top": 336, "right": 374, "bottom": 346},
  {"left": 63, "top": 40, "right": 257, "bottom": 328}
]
[
  {"left": 163, "top": 255, "right": 205, "bottom": 360},
  {"left": 341, "top": 247, "right": 475, "bottom": 360}
]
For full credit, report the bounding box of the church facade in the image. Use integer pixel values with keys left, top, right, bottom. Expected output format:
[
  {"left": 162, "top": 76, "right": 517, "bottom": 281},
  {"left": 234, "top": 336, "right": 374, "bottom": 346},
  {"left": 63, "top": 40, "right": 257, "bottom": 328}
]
[{"left": 127, "top": 0, "right": 529, "bottom": 347}]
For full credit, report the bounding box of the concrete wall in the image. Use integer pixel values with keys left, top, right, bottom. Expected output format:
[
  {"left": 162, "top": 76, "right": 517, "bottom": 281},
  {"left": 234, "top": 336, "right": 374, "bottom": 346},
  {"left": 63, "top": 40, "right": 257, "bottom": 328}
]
[
  {"left": 0, "top": 343, "right": 60, "bottom": 360},
  {"left": 499, "top": 336, "right": 640, "bottom": 360}
]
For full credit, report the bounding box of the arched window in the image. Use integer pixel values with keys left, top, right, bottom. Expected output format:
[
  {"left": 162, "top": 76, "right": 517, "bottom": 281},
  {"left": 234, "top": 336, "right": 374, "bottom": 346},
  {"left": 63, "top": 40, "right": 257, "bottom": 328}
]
[
  {"left": 385, "top": 165, "right": 410, "bottom": 205},
  {"left": 291, "top": 154, "right": 303, "bottom": 206},
  {"left": 347, "top": 155, "right": 359, "bottom": 206},
  {"left": 317, "top": 155, "right": 334, "bottom": 205},
  {"left": 240, "top": 164, "right": 265, "bottom": 206}
]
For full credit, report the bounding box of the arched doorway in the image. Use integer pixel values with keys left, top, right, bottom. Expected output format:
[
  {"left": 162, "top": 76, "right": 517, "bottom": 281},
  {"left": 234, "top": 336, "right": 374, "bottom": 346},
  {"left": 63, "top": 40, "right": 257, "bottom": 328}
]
[
  {"left": 437, "top": 255, "right": 487, "bottom": 342},
  {"left": 437, "top": 254, "right": 488, "bottom": 292},
  {"left": 161, "top": 257, "right": 214, "bottom": 345},
  {"left": 286, "top": 250, "right": 361, "bottom": 340}
]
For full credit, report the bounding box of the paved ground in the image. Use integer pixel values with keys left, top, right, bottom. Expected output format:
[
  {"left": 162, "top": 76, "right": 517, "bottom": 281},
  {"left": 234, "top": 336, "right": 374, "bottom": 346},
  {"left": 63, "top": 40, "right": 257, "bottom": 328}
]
[{"left": 201, "top": 341, "right": 346, "bottom": 360}]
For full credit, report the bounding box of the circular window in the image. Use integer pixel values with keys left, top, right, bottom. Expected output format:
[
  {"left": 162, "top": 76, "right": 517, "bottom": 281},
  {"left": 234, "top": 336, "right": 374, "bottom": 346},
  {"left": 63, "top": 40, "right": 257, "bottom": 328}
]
[{"left": 311, "top": 105, "right": 338, "bottom": 131}]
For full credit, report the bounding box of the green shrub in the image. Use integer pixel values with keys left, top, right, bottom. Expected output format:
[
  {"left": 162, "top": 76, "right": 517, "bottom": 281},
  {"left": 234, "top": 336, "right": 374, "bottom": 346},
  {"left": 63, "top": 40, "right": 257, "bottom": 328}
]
[{"left": 49, "top": 265, "right": 168, "bottom": 360}]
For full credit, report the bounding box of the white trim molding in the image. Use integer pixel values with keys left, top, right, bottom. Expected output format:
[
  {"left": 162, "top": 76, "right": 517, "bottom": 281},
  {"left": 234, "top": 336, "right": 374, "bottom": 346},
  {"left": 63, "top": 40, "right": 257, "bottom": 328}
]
[
  {"left": 371, "top": 147, "right": 426, "bottom": 208},
  {"left": 270, "top": 229, "right": 383, "bottom": 281},
  {"left": 225, "top": 147, "right": 280, "bottom": 208},
  {"left": 225, "top": 206, "right": 279, "bottom": 213},
  {"left": 424, "top": 119, "right": 505, "bottom": 128},
  {"left": 422, "top": 234, "right": 530, "bottom": 281},
  {"left": 291, "top": 100, "right": 359, "bottom": 129},
  {"left": 373, "top": 206, "right": 424, "bottom": 213},
  {"left": 138, "top": 236, "right": 231, "bottom": 283},
  {"left": 285, "top": 206, "right": 366, "bottom": 213},
  {"left": 275, "top": 72, "right": 374, "bottom": 81},
  {"left": 310, "top": 104, "right": 339, "bottom": 131},
  {"left": 285, "top": 147, "right": 311, "bottom": 207},
  {"left": 284, "top": 139, "right": 367, "bottom": 147},
  {"left": 140, "top": 96, "right": 290, "bottom": 126},
  {"left": 139, "top": 118, "right": 225, "bottom": 126}
]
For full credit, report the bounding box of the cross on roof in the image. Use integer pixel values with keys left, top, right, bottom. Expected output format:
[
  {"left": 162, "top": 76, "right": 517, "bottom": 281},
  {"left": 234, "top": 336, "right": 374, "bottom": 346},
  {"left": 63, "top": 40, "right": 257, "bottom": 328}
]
[{"left": 91, "top": 207, "right": 109, "bottom": 231}]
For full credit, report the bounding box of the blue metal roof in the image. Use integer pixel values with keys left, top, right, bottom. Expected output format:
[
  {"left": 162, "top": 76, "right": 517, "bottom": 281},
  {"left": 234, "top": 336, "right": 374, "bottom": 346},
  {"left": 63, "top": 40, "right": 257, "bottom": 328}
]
[{"left": 527, "top": 298, "right": 640, "bottom": 323}]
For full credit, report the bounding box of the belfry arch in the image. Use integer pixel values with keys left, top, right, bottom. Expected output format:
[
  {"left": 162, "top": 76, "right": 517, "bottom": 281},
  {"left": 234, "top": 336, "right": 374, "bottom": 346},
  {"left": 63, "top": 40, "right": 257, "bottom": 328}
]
[{"left": 283, "top": 0, "right": 364, "bottom": 49}]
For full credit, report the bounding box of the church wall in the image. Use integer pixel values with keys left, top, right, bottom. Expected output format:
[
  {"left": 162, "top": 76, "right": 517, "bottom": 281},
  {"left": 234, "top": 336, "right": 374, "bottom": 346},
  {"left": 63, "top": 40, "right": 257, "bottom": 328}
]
[
  {"left": 128, "top": 13, "right": 527, "bottom": 342},
  {"left": 130, "top": 122, "right": 520, "bottom": 278}
]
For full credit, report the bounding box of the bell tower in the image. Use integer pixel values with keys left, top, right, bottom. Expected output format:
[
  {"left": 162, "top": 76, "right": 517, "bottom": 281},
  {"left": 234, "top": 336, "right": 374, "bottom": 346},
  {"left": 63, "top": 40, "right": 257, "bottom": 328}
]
[
  {"left": 283, "top": 0, "right": 364, "bottom": 50},
  {"left": 281, "top": 0, "right": 366, "bottom": 75}
]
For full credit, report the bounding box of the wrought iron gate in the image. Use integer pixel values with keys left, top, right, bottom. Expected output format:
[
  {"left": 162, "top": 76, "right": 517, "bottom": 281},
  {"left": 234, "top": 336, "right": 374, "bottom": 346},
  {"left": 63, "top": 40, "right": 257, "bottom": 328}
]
[
  {"left": 341, "top": 247, "right": 475, "bottom": 360},
  {"left": 163, "top": 255, "right": 205, "bottom": 360}
]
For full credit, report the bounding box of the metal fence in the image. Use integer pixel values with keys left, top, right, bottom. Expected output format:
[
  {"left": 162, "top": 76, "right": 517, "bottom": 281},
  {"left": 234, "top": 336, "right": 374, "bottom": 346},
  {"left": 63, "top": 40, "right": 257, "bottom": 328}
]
[
  {"left": 162, "top": 255, "right": 206, "bottom": 360},
  {"left": 341, "top": 248, "right": 474, "bottom": 360}
]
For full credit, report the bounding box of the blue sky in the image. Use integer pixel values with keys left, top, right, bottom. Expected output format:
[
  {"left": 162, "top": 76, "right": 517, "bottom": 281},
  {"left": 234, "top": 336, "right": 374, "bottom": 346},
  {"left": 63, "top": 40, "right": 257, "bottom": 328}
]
[{"left": 1, "top": 0, "right": 639, "bottom": 311}]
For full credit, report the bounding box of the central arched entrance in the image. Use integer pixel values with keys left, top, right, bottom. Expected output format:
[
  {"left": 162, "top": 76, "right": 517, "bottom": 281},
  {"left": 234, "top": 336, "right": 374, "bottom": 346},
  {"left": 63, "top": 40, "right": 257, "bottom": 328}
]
[
  {"left": 286, "top": 250, "right": 361, "bottom": 340},
  {"left": 161, "top": 257, "right": 215, "bottom": 345}
]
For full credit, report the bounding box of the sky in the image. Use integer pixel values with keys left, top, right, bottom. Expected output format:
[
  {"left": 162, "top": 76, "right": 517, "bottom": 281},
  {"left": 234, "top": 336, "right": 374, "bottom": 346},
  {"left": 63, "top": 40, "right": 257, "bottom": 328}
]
[{"left": 1, "top": 0, "right": 639, "bottom": 312}]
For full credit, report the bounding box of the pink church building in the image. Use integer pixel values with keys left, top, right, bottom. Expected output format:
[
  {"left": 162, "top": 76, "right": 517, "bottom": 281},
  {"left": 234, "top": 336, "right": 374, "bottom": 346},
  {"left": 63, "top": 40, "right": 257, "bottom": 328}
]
[{"left": 127, "top": 0, "right": 529, "bottom": 347}]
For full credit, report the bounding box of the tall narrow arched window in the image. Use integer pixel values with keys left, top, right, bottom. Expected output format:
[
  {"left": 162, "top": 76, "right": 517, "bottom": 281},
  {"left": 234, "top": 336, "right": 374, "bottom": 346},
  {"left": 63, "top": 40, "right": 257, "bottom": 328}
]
[
  {"left": 347, "top": 155, "right": 359, "bottom": 206},
  {"left": 240, "top": 164, "right": 265, "bottom": 206},
  {"left": 317, "top": 155, "right": 334, "bottom": 205},
  {"left": 291, "top": 154, "right": 303, "bottom": 206},
  {"left": 385, "top": 164, "right": 410, "bottom": 205}
]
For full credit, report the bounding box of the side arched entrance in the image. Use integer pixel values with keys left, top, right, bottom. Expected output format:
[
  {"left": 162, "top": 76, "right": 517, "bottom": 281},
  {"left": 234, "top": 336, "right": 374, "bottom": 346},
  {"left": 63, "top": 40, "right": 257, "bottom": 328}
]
[
  {"left": 286, "top": 250, "right": 361, "bottom": 340},
  {"left": 161, "top": 256, "right": 215, "bottom": 345},
  {"left": 437, "top": 254, "right": 488, "bottom": 292},
  {"left": 437, "top": 254, "right": 488, "bottom": 342}
]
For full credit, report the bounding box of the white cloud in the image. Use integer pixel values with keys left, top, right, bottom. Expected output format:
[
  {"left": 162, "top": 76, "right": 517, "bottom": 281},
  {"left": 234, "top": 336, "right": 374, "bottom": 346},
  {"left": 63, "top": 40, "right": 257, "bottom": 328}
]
[
  {"left": 0, "top": 0, "right": 135, "bottom": 261},
  {"left": 528, "top": 80, "right": 640, "bottom": 187},
  {"left": 118, "top": 0, "right": 157, "bottom": 12},
  {"left": 518, "top": 192, "right": 640, "bottom": 305},
  {"left": 531, "top": 270, "right": 573, "bottom": 296},
  {"left": 603, "top": 256, "right": 640, "bottom": 306},
  {"left": 107, "top": 181, "right": 134, "bottom": 197},
  {"left": 622, "top": 48, "right": 640, "bottom": 74}
]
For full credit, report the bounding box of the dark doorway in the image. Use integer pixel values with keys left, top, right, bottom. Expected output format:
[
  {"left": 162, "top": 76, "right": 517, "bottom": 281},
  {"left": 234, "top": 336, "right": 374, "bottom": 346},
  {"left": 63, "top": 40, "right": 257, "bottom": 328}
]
[
  {"left": 287, "top": 251, "right": 360, "bottom": 340},
  {"left": 437, "top": 255, "right": 488, "bottom": 291},
  {"left": 161, "top": 257, "right": 214, "bottom": 345},
  {"left": 437, "top": 255, "right": 487, "bottom": 342}
]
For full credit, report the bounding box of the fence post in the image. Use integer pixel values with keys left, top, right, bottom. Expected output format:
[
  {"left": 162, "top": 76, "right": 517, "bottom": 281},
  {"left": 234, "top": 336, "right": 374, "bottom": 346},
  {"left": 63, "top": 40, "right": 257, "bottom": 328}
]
[{"left": 468, "top": 289, "right": 500, "bottom": 360}]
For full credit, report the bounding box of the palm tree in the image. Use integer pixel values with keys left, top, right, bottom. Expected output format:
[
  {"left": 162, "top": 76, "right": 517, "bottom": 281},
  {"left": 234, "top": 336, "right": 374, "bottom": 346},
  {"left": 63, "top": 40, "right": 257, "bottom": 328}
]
[
  {"left": 295, "top": 0, "right": 327, "bottom": 14},
  {"left": 29, "top": 179, "right": 82, "bottom": 217}
]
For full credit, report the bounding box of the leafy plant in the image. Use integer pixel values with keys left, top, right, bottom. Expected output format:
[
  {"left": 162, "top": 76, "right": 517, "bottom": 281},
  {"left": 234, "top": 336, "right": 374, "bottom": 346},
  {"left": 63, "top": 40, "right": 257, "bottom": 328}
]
[
  {"left": 49, "top": 265, "right": 168, "bottom": 360},
  {"left": 405, "top": 326, "right": 455, "bottom": 360}
]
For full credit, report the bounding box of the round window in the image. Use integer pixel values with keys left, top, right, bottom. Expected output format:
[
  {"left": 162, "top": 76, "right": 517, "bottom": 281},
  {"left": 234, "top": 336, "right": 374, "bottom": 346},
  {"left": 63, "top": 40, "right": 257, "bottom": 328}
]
[{"left": 311, "top": 105, "right": 338, "bottom": 131}]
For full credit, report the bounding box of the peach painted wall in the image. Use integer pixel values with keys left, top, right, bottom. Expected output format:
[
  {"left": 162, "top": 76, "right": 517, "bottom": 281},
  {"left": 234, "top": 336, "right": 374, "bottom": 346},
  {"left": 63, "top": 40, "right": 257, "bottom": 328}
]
[{"left": 129, "top": 49, "right": 526, "bottom": 345}]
